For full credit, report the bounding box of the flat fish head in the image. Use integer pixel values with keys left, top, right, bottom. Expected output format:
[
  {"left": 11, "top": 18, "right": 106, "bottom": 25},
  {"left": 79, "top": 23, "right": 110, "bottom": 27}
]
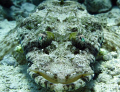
[{"left": 17, "top": 0, "right": 104, "bottom": 91}]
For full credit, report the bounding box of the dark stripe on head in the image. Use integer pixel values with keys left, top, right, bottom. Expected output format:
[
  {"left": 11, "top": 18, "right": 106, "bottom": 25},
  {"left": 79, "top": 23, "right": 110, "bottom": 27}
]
[
  {"left": 87, "top": 57, "right": 95, "bottom": 63},
  {"left": 32, "top": 73, "right": 39, "bottom": 79},
  {"left": 65, "top": 74, "right": 70, "bottom": 81},
  {"left": 81, "top": 76, "right": 89, "bottom": 83},
  {"left": 71, "top": 83, "right": 75, "bottom": 90},
  {"left": 50, "top": 83, "right": 53, "bottom": 86},
  {"left": 26, "top": 56, "right": 30, "bottom": 61},
  {"left": 28, "top": 60, "right": 33, "bottom": 67},
  {"left": 66, "top": 84, "right": 70, "bottom": 89},
  {"left": 44, "top": 81, "right": 48, "bottom": 88},
  {"left": 37, "top": 77, "right": 43, "bottom": 85},
  {"left": 54, "top": 74, "right": 57, "bottom": 80}
]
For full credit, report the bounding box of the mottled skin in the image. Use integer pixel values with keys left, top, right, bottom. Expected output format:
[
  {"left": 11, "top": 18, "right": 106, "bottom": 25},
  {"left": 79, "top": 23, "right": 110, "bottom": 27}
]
[{"left": 0, "top": 0, "right": 104, "bottom": 92}]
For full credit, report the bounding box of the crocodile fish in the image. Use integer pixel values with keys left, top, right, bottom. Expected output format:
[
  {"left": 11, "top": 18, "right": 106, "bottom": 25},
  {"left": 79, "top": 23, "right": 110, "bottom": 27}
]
[{"left": 0, "top": 0, "right": 104, "bottom": 92}]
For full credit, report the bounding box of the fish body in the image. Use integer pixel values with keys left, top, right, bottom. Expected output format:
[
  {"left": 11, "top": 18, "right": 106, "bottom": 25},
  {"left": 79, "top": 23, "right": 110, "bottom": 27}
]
[{"left": 0, "top": 0, "right": 104, "bottom": 92}]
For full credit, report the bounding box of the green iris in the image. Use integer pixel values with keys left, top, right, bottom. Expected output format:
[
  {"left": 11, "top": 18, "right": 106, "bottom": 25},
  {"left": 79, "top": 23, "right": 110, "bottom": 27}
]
[
  {"left": 39, "top": 37, "right": 42, "bottom": 40},
  {"left": 81, "top": 37, "right": 85, "bottom": 42}
]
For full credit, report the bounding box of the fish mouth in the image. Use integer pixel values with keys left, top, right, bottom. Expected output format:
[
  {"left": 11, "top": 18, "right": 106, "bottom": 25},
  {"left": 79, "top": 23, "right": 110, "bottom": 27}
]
[
  {"left": 28, "top": 62, "right": 94, "bottom": 84},
  {"left": 28, "top": 64, "right": 94, "bottom": 92},
  {"left": 30, "top": 69, "right": 93, "bottom": 84}
]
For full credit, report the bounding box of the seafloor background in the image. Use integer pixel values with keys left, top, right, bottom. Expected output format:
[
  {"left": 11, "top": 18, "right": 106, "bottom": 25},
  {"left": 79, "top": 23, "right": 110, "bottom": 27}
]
[{"left": 0, "top": 0, "right": 120, "bottom": 92}]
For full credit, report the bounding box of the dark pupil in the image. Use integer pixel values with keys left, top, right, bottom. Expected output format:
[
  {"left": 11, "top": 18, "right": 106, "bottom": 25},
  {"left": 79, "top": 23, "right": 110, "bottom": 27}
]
[{"left": 79, "top": 36, "right": 85, "bottom": 42}]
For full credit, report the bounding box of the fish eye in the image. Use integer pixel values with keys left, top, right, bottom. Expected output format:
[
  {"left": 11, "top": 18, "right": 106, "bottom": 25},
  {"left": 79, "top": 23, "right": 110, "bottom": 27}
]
[
  {"left": 69, "top": 32, "right": 102, "bottom": 55},
  {"left": 20, "top": 31, "right": 54, "bottom": 54},
  {"left": 38, "top": 31, "right": 54, "bottom": 48},
  {"left": 69, "top": 32, "right": 86, "bottom": 50}
]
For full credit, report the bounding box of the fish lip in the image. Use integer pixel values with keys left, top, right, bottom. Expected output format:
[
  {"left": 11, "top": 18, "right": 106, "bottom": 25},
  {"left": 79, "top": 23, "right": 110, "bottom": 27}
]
[
  {"left": 29, "top": 66, "right": 94, "bottom": 84},
  {"left": 28, "top": 69, "right": 93, "bottom": 91}
]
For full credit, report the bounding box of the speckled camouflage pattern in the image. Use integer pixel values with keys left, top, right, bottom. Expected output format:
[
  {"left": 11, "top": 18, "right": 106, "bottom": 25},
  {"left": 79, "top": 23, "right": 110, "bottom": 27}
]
[{"left": 0, "top": 0, "right": 104, "bottom": 92}]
